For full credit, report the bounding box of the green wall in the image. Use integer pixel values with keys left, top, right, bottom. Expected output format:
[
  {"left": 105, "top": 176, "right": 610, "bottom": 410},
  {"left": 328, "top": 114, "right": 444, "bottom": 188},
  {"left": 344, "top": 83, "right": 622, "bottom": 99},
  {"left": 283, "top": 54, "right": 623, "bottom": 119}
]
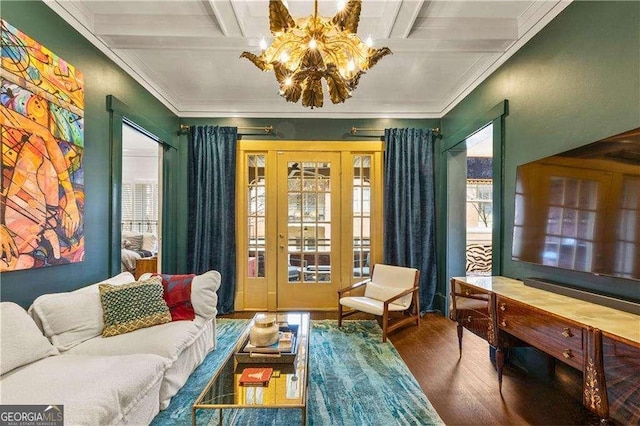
[
  {"left": 0, "top": 1, "right": 179, "bottom": 307},
  {"left": 440, "top": 1, "right": 640, "bottom": 302},
  {"left": 5, "top": 0, "right": 637, "bottom": 310},
  {"left": 174, "top": 118, "right": 440, "bottom": 273}
]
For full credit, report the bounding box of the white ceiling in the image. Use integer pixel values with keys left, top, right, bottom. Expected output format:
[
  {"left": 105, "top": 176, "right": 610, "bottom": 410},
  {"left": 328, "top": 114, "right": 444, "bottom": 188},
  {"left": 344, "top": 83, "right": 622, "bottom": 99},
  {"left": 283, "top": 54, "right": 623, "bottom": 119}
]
[{"left": 46, "top": 0, "right": 572, "bottom": 118}]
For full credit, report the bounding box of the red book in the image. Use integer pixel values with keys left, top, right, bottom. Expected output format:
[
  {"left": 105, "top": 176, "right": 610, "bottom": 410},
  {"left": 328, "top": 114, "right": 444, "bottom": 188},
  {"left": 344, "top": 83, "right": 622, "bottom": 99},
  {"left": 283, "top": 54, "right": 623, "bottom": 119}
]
[{"left": 239, "top": 367, "right": 273, "bottom": 386}]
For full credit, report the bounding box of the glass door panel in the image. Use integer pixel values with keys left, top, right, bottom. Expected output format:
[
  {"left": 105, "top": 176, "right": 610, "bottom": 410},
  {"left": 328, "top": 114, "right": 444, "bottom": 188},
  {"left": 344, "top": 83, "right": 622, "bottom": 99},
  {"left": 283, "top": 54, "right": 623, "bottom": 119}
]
[
  {"left": 278, "top": 153, "right": 341, "bottom": 309},
  {"left": 352, "top": 155, "right": 372, "bottom": 278},
  {"left": 247, "top": 155, "right": 266, "bottom": 279}
]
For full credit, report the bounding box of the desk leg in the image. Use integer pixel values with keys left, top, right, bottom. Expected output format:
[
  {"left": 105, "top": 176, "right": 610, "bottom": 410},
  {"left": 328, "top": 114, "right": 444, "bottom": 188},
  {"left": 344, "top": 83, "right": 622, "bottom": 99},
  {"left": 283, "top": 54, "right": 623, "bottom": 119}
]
[
  {"left": 584, "top": 327, "right": 609, "bottom": 419},
  {"left": 496, "top": 346, "right": 505, "bottom": 394},
  {"left": 302, "top": 406, "right": 307, "bottom": 426},
  {"left": 456, "top": 322, "right": 463, "bottom": 357}
]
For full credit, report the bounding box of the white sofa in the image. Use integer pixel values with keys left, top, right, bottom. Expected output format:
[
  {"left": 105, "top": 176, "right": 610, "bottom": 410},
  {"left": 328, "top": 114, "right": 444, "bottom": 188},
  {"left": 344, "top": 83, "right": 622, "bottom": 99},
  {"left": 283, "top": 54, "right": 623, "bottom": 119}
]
[{"left": 0, "top": 271, "right": 220, "bottom": 425}]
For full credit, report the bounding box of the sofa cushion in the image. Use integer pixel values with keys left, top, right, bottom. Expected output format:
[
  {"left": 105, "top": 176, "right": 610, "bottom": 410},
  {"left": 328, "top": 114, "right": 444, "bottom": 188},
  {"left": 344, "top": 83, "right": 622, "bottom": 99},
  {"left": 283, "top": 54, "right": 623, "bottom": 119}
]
[
  {"left": 139, "top": 270, "right": 221, "bottom": 320},
  {"left": 0, "top": 302, "right": 59, "bottom": 375},
  {"left": 29, "top": 272, "right": 136, "bottom": 350},
  {"left": 157, "top": 274, "right": 196, "bottom": 321},
  {"left": 73, "top": 271, "right": 137, "bottom": 294},
  {"left": 31, "top": 292, "right": 103, "bottom": 351},
  {"left": 339, "top": 296, "right": 408, "bottom": 316},
  {"left": 99, "top": 277, "right": 171, "bottom": 337},
  {"left": 65, "top": 317, "right": 206, "bottom": 361},
  {"left": 0, "top": 354, "right": 166, "bottom": 425}
]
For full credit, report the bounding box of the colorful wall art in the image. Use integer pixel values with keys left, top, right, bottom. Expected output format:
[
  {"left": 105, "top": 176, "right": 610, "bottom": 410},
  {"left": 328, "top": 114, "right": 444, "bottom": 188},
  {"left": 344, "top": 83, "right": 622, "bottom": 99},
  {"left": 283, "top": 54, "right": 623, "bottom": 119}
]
[{"left": 1, "top": 19, "right": 84, "bottom": 272}]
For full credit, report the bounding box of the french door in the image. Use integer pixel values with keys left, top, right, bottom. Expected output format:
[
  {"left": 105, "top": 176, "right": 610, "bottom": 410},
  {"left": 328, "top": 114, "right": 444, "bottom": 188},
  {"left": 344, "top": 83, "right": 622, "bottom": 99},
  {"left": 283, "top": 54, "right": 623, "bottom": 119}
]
[
  {"left": 237, "top": 141, "right": 383, "bottom": 311},
  {"left": 277, "top": 152, "right": 341, "bottom": 309}
]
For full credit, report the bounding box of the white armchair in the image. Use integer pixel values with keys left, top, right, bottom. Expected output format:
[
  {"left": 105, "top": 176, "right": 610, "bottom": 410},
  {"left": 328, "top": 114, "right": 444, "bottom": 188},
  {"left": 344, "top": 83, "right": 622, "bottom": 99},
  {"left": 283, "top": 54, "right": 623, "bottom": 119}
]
[{"left": 337, "top": 264, "right": 420, "bottom": 342}]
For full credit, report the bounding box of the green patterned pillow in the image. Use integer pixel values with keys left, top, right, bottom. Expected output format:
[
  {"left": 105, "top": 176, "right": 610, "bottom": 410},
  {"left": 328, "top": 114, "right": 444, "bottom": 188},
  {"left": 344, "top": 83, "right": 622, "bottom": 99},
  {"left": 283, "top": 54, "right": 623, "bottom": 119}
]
[{"left": 99, "top": 277, "right": 171, "bottom": 337}]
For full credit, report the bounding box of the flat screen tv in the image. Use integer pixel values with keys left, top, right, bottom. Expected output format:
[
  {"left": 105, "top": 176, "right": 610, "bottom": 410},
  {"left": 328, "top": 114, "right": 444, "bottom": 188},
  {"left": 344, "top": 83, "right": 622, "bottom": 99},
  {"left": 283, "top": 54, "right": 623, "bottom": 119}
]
[{"left": 512, "top": 127, "right": 640, "bottom": 282}]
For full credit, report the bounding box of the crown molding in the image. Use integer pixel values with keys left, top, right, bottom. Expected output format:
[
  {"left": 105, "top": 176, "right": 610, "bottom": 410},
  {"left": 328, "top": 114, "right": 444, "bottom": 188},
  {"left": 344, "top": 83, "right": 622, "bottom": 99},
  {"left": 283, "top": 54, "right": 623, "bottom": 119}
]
[
  {"left": 44, "top": 0, "right": 572, "bottom": 120},
  {"left": 440, "top": 0, "right": 572, "bottom": 117},
  {"left": 44, "top": 0, "right": 181, "bottom": 116}
]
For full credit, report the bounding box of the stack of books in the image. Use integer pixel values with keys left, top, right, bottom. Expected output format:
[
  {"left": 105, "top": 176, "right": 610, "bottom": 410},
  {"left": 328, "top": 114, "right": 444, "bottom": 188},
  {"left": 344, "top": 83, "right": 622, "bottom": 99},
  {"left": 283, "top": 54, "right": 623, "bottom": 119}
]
[{"left": 244, "top": 331, "right": 294, "bottom": 355}]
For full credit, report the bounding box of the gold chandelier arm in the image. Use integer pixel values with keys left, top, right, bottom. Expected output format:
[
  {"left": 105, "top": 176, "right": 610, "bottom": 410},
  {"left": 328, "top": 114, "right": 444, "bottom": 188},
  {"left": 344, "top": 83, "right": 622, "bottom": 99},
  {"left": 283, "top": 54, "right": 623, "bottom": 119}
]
[
  {"left": 321, "top": 38, "right": 370, "bottom": 70},
  {"left": 332, "top": 0, "right": 362, "bottom": 33},
  {"left": 269, "top": 0, "right": 296, "bottom": 35},
  {"left": 368, "top": 47, "right": 392, "bottom": 69}
]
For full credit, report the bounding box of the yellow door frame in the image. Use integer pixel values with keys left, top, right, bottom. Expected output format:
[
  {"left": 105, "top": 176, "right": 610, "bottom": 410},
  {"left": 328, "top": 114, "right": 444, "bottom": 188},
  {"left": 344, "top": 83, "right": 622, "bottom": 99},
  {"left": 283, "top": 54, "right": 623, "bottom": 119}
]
[{"left": 235, "top": 140, "right": 384, "bottom": 311}]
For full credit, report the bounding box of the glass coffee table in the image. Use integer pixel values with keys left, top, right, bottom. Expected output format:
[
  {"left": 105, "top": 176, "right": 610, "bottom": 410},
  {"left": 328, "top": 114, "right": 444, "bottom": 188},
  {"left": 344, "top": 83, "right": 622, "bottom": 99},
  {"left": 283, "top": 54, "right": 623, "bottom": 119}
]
[{"left": 192, "top": 312, "right": 310, "bottom": 425}]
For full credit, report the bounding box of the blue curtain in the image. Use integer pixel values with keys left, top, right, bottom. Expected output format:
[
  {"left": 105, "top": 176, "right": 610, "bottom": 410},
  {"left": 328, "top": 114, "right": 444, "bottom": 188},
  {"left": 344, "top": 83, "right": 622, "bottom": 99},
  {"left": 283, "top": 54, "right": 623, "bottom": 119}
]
[
  {"left": 384, "top": 128, "right": 438, "bottom": 314},
  {"left": 187, "top": 126, "right": 237, "bottom": 314}
]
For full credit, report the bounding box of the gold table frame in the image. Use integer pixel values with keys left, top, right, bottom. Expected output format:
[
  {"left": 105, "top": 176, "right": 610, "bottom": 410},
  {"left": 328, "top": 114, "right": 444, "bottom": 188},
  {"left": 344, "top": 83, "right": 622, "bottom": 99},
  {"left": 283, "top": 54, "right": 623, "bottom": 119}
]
[{"left": 192, "top": 312, "right": 310, "bottom": 425}]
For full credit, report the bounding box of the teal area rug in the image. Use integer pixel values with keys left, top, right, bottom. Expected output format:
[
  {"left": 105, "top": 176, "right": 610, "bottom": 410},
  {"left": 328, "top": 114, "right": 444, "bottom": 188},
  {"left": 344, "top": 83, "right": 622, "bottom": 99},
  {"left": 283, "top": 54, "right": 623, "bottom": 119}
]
[{"left": 152, "top": 319, "right": 443, "bottom": 425}]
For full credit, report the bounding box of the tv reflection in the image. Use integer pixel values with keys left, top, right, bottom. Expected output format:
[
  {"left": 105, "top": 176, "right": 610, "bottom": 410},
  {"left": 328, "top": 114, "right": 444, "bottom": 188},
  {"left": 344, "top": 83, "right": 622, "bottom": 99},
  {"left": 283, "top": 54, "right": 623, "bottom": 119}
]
[{"left": 513, "top": 127, "right": 640, "bottom": 281}]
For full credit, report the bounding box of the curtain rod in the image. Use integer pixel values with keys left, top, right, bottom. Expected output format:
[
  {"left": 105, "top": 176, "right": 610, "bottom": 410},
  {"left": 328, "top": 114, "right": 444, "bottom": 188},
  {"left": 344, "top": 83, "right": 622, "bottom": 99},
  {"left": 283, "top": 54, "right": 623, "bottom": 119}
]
[
  {"left": 350, "top": 126, "right": 440, "bottom": 135},
  {"left": 178, "top": 124, "right": 273, "bottom": 135}
]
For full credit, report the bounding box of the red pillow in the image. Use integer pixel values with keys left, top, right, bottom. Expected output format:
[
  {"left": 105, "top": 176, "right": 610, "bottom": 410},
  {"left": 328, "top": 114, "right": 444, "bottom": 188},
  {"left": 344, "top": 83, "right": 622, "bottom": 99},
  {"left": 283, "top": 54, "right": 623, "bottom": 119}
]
[{"left": 155, "top": 274, "right": 196, "bottom": 321}]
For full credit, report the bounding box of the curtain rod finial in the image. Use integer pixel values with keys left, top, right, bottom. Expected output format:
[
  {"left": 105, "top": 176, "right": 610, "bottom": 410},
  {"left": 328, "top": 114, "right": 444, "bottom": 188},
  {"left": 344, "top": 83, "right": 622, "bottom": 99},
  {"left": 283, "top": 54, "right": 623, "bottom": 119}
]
[{"left": 178, "top": 124, "right": 191, "bottom": 135}]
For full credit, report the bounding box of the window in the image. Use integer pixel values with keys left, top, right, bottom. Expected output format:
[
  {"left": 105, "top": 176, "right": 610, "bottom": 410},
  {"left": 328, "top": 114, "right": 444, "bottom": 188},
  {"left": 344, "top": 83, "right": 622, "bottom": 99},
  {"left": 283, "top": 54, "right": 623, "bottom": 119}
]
[{"left": 122, "top": 183, "right": 159, "bottom": 234}]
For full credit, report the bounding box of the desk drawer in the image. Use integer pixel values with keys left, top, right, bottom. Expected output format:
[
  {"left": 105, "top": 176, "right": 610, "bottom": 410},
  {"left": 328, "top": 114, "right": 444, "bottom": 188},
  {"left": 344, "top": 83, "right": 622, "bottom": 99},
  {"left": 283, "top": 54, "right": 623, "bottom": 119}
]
[
  {"left": 496, "top": 296, "right": 584, "bottom": 369},
  {"left": 452, "top": 281, "right": 492, "bottom": 343}
]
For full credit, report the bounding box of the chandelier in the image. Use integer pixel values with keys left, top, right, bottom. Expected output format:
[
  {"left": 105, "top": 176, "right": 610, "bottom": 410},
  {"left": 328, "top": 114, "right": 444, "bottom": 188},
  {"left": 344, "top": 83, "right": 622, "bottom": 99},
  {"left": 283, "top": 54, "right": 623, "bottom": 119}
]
[{"left": 241, "top": 0, "right": 391, "bottom": 109}]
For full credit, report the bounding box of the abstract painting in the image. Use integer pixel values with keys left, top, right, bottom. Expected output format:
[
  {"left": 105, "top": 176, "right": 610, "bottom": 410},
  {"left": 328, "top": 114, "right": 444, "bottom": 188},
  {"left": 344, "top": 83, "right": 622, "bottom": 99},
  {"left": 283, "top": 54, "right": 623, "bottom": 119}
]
[{"left": 1, "top": 19, "right": 84, "bottom": 272}]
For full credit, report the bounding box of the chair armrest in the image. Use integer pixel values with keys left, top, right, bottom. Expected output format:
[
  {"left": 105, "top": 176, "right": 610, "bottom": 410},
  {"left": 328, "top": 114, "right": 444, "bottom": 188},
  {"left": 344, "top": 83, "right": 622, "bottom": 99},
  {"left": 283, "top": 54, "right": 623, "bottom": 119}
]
[
  {"left": 337, "top": 279, "right": 370, "bottom": 297},
  {"left": 383, "top": 286, "right": 418, "bottom": 306}
]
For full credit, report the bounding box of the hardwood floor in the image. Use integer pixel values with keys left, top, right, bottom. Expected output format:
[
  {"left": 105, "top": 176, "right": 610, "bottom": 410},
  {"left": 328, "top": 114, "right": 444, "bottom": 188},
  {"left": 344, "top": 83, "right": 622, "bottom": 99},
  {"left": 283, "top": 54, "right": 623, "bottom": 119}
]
[
  {"left": 390, "top": 313, "right": 599, "bottom": 425},
  {"left": 222, "top": 311, "right": 600, "bottom": 425}
]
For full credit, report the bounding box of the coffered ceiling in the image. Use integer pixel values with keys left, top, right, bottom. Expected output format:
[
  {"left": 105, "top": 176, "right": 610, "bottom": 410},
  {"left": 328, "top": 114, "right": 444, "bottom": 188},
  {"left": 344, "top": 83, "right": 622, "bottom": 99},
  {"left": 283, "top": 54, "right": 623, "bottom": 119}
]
[{"left": 46, "top": 0, "right": 572, "bottom": 118}]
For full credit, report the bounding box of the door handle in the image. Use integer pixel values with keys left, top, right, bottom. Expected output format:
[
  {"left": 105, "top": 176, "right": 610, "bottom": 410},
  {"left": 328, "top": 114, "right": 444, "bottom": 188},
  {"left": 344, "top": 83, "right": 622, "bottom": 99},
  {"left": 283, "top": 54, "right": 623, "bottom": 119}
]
[{"left": 279, "top": 233, "right": 284, "bottom": 238}]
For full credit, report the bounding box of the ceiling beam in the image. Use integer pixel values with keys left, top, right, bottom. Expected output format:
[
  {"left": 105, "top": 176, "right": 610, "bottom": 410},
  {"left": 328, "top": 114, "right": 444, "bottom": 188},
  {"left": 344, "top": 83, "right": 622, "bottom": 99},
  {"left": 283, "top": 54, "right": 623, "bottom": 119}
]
[
  {"left": 204, "top": 0, "right": 244, "bottom": 37},
  {"left": 94, "top": 14, "right": 222, "bottom": 37},
  {"left": 410, "top": 17, "right": 518, "bottom": 40},
  {"left": 104, "top": 35, "right": 512, "bottom": 54},
  {"left": 389, "top": 0, "right": 425, "bottom": 39}
]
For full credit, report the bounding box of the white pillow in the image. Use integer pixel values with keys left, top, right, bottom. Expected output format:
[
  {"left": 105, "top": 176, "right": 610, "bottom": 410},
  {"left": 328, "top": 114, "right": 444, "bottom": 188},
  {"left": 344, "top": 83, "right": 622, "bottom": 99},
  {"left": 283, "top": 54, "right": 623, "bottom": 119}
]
[
  {"left": 122, "top": 231, "right": 143, "bottom": 251},
  {"left": 191, "top": 270, "right": 221, "bottom": 319},
  {"left": 139, "top": 270, "right": 221, "bottom": 319},
  {"left": 1, "top": 302, "right": 59, "bottom": 375},
  {"left": 141, "top": 233, "right": 157, "bottom": 253},
  {"left": 29, "top": 272, "right": 136, "bottom": 351}
]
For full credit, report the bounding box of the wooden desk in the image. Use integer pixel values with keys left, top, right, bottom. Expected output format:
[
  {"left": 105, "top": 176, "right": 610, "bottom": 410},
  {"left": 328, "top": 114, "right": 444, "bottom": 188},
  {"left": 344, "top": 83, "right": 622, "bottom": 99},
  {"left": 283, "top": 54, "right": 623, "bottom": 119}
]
[{"left": 450, "top": 276, "right": 640, "bottom": 424}]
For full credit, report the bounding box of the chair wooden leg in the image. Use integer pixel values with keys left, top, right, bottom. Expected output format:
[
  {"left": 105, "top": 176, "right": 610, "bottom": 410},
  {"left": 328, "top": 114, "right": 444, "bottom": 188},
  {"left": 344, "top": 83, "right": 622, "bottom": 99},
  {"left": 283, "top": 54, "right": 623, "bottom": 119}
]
[
  {"left": 414, "top": 288, "right": 420, "bottom": 326},
  {"left": 382, "top": 313, "right": 388, "bottom": 343},
  {"left": 338, "top": 303, "right": 343, "bottom": 328}
]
